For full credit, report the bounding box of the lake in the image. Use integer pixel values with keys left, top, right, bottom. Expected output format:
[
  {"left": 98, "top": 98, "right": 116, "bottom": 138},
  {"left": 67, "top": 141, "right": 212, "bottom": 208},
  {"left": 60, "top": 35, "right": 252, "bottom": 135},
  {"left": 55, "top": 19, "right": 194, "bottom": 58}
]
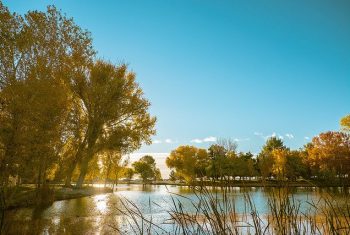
[{"left": 1, "top": 185, "right": 349, "bottom": 234}]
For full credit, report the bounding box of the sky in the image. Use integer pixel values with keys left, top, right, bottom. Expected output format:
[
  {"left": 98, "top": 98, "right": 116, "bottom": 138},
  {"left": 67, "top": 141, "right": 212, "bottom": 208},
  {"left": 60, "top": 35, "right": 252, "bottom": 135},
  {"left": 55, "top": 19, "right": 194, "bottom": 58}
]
[{"left": 3, "top": 0, "right": 350, "bottom": 176}]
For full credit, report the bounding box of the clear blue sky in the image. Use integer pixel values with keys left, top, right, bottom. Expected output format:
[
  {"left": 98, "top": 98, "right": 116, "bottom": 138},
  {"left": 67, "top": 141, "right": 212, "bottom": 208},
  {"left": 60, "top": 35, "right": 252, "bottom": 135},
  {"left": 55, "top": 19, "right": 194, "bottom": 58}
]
[{"left": 4, "top": 0, "right": 350, "bottom": 155}]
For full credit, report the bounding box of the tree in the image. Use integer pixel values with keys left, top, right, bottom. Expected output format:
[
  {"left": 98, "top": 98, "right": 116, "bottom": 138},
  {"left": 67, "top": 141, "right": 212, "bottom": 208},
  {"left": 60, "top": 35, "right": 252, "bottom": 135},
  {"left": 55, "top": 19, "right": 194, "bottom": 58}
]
[
  {"left": 236, "top": 152, "right": 257, "bottom": 180},
  {"left": 169, "top": 170, "right": 177, "bottom": 181},
  {"left": 206, "top": 139, "right": 238, "bottom": 182},
  {"left": 70, "top": 61, "right": 156, "bottom": 188},
  {"left": 0, "top": 69, "right": 68, "bottom": 189},
  {"left": 0, "top": 3, "right": 94, "bottom": 189},
  {"left": 122, "top": 168, "right": 135, "bottom": 183},
  {"left": 284, "top": 150, "right": 308, "bottom": 180},
  {"left": 257, "top": 137, "right": 286, "bottom": 180},
  {"left": 132, "top": 155, "right": 160, "bottom": 183},
  {"left": 307, "top": 131, "right": 350, "bottom": 181},
  {"left": 154, "top": 168, "right": 162, "bottom": 181},
  {"left": 207, "top": 144, "right": 228, "bottom": 181},
  {"left": 100, "top": 151, "right": 125, "bottom": 186},
  {"left": 166, "top": 146, "right": 209, "bottom": 183},
  {"left": 271, "top": 149, "right": 288, "bottom": 180},
  {"left": 341, "top": 114, "right": 350, "bottom": 132}
]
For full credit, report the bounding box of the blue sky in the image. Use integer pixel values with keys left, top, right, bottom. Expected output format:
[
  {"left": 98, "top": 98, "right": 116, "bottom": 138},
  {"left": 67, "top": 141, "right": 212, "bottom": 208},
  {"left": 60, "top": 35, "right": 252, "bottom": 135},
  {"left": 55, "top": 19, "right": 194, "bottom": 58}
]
[{"left": 4, "top": 0, "right": 350, "bottom": 157}]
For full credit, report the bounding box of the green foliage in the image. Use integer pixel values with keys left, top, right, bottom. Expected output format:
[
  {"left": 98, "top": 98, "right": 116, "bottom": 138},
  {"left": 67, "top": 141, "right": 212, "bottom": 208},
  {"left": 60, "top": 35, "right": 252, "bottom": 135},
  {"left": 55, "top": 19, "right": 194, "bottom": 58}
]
[
  {"left": 257, "top": 137, "right": 286, "bottom": 180},
  {"left": 132, "top": 155, "right": 160, "bottom": 183},
  {"left": 122, "top": 168, "right": 135, "bottom": 181},
  {"left": 284, "top": 150, "right": 308, "bottom": 180}
]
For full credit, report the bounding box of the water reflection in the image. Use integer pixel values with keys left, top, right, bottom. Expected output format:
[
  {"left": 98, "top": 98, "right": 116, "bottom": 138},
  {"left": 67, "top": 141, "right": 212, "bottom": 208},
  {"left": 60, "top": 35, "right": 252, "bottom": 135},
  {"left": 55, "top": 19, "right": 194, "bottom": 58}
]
[
  {"left": 94, "top": 194, "right": 107, "bottom": 213},
  {"left": 1, "top": 185, "right": 349, "bottom": 234}
]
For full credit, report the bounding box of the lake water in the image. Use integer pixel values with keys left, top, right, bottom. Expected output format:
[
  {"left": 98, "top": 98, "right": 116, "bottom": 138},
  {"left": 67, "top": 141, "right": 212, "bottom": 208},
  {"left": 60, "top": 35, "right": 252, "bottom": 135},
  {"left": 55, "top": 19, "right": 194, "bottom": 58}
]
[{"left": 1, "top": 185, "right": 349, "bottom": 234}]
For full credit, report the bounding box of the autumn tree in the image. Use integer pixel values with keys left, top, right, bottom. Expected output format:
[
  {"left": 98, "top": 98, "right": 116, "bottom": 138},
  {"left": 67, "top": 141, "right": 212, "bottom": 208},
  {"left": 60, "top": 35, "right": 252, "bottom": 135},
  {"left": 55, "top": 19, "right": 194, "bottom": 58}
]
[
  {"left": 341, "top": 114, "right": 350, "bottom": 132},
  {"left": 271, "top": 149, "right": 288, "bottom": 180},
  {"left": 257, "top": 137, "right": 286, "bottom": 180},
  {"left": 307, "top": 131, "right": 350, "bottom": 181},
  {"left": 0, "top": 2, "right": 157, "bottom": 191},
  {"left": 166, "top": 145, "right": 209, "bottom": 183},
  {"left": 270, "top": 144, "right": 307, "bottom": 181},
  {"left": 100, "top": 151, "right": 126, "bottom": 186},
  {"left": 132, "top": 155, "right": 160, "bottom": 183},
  {"left": 0, "top": 3, "right": 93, "bottom": 188},
  {"left": 66, "top": 61, "right": 156, "bottom": 188},
  {"left": 122, "top": 168, "right": 135, "bottom": 183}
]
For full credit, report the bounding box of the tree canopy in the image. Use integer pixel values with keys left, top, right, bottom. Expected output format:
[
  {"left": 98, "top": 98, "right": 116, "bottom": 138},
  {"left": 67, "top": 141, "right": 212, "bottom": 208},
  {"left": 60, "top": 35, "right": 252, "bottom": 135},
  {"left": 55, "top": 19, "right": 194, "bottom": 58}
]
[
  {"left": 0, "top": 3, "right": 156, "bottom": 189},
  {"left": 132, "top": 155, "right": 161, "bottom": 182}
]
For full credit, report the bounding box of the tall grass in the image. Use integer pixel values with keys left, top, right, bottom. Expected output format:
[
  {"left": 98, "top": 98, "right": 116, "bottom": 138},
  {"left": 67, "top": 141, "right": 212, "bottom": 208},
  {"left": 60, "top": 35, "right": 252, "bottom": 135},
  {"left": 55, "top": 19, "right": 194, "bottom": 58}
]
[{"left": 114, "top": 186, "right": 350, "bottom": 234}]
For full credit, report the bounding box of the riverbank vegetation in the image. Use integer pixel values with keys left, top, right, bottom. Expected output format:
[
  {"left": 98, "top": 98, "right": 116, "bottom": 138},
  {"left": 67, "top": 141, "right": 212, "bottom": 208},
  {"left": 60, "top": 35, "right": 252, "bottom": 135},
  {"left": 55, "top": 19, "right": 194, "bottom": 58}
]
[
  {"left": 0, "top": 2, "right": 155, "bottom": 208},
  {"left": 116, "top": 185, "right": 350, "bottom": 234},
  {"left": 166, "top": 127, "right": 350, "bottom": 186}
]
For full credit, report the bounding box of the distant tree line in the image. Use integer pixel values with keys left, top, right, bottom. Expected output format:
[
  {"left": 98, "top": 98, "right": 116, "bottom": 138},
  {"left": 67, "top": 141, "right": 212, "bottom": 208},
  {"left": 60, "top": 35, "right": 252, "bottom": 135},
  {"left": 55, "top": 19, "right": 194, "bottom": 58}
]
[
  {"left": 167, "top": 117, "right": 350, "bottom": 185},
  {"left": 0, "top": 3, "right": 156, "bottom": 190}
]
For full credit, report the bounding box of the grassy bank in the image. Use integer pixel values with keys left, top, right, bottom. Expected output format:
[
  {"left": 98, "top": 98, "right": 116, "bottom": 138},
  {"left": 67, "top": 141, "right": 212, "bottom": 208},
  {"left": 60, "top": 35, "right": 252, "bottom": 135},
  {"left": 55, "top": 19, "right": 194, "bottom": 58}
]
[{"left": 1, "top": 186, "right": 112, "bottom": 210}]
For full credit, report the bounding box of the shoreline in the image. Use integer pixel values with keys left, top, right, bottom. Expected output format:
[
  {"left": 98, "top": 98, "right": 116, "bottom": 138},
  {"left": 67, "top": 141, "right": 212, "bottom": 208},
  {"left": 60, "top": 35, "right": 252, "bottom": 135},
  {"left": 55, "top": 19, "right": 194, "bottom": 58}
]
[
  {"left": 2, "top": 186, "right": 112, "bottom": 211},
  {"left": 129, "top": 180, "right": 350, "bottom": 188}
]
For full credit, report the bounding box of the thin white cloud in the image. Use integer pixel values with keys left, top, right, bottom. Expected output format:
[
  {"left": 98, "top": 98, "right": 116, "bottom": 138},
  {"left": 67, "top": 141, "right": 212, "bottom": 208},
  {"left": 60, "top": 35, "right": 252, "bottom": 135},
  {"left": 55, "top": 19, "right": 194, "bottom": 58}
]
[
  {"left": 285, "top": 133, "right": 294, "bottom": 139},
  {"left": 203, "top": 136, "right": 217, "bottom": 142},
  {"left": 165, "top": 138, "right": 175, "bottom": 144},
  {"left": 151, "top": 139, "right": 177, "bottom": 144},
  {"left": 191, "top": 136, "right": 217, "bottom": 144},
  {"left": 190, "top": 139, "right": 203, "bottom": 143},
  {"left": 256, "top": 132, "right": 285, "bottom": 140},
  {"left": 304, "top": 136, "right": 310, "bottom": 140}
]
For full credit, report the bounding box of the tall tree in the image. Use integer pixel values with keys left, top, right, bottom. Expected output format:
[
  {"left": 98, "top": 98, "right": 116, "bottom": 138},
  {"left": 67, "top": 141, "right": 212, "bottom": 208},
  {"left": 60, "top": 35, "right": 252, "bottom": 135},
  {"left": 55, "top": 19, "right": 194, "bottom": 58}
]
[
  {"left": 0, "top": 3, "right": 94, "bottom": 188},
  {"left": 70, "top": 61, "right": 156, "bottom": 188},
  {"left": 284, "top": 150, "right": 308, "bottom": 180},
  {"left": 207, "top": 144, "right": 228, "bottom": 181},
  {"left": 257, "top": 137, "right": 285, "bottom": 180},
  {"left": 206, "top": 139, "right": 237, "bottom": 182}
]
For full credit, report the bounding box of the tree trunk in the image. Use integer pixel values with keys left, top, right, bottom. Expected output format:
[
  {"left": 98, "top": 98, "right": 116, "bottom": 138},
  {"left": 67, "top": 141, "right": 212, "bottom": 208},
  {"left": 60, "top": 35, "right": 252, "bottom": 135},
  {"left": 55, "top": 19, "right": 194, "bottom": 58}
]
[
  {"left": 76, "top": 158, "right": 89, "bottom": 188},
  {"left": 104, "top": 162, "right": 111, "bottom": 187},
  {"left": 65, "top": 160, "right": 78, "bottom": 187},
  {"left": 65, "top": 140, "right": 86, "bottom": 187},
  {"left": 37, "top": 167, "right": 42, "bottom": 190}
]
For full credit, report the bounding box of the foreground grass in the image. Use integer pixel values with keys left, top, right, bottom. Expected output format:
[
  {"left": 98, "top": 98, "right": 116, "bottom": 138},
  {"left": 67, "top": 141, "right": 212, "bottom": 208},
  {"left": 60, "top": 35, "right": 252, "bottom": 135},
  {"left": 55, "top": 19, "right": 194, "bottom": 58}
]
[{"left": 115, "top": 186, "right": 350, "bottom": 235}]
